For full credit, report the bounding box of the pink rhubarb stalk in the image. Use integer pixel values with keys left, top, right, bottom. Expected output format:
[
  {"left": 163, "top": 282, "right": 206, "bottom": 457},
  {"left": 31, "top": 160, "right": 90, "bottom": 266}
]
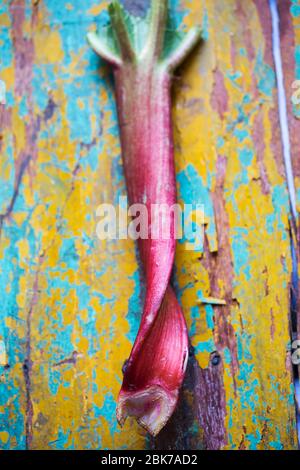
[{"left": 88, "top": 0, "right": 202, "bottom": 436}]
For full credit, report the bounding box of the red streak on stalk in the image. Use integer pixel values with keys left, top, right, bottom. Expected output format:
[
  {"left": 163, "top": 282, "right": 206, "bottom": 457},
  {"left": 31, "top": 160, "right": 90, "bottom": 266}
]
[
  {"left": 88, "top": 0, "right": 202, "bottom": 435},
  {"left": 114, "top": 66, "right": 188, "bottom": 433}
]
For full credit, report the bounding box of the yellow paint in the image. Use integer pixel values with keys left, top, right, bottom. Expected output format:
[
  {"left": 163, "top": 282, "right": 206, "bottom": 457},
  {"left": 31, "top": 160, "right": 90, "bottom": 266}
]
[
  {"left": 0, "top": 431, "right": 9, "bottom": 444},
  {"left": 88, "top": 2, "right": 108, "bottom": 16},
  {"left": 198, "top": 297, "right": 227, "bottom": 306},
  {"left": 35, "top": 30, "right": 65, "bottom": 65}
]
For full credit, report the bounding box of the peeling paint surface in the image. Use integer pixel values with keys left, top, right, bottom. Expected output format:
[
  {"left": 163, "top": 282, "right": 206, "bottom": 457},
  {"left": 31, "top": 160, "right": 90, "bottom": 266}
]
[
  {"left": 0, "top": 0, "right": 298, "bottom": 450},
  {"left": 278, "top": 0, "right": 300, "bottom": 433}
]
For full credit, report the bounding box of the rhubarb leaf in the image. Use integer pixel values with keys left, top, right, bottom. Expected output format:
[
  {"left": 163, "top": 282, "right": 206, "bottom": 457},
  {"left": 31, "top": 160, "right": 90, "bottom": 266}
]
[{"left": 89, "top": 1, "right": 202, "bottom": 69}]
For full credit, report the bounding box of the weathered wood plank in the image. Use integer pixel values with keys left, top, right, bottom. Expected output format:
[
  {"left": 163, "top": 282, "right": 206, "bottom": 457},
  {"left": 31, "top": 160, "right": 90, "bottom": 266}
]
[
  {"left": 278, "top": 0, "right": 300, "bottom": 203},
  {"left": 278, "top": 0, "right": 300, "bottom": 420},
  {"left": 0, "top": 0, "right": 297, "bottom": 449},
  {"left": 162, "top": 0, "right": 297, "bottom": 449}
]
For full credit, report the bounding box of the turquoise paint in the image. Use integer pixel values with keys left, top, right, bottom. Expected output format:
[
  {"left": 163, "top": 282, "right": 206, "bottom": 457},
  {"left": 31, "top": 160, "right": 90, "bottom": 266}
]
[
  {"left": 49, "top": 426, "right": 74, "bottom": 450},
  {"left": 51, "top": 311, "right": 74, "bottom": 361},
  {"left": 194, "top": 338, "right": 215, "bottom": 355},
  {"left": 246, "top": 430, "right": 261, "bottom": 450},
  {"left": 32, "top": 66, "right": 51, "bottom": 113},
  {"left": 3, "top": 90, "right": 14, "bottom": 107},
  {"left": 238, "top": 146, "right": 254, "bottom": 167},
  {"left": 189, "top": 305, "right": 200, "bottom": 337},
  {"left": 84, "top": 145, "right": 103, "bottom": 172},
  {"left": 45, "top": 0, "right": 107, "bottom": 63},
  {"left": 231, "top": 228, "right": 250, "bottom": 280},
  {"left": 223, "top": 347, "right": 231, "bottom": 365},
  {"left": 204, "top": 304, "right": 214, "bottom": 330},
  {"left": 19, "top": 96, "right": 28, "bottom": 118},
  {"left": 92, "top": 369, "right": 98, "bottom": 394},
  {"left": 79, "top": 305, "right": 101, "bottom": 356},
  {"left": 291, "top": 2, "right": 300, "bottom": 17},
  {"left": 239, "top": 381, "right": 259, "bottom": 412},
  {"left": 65, "top": 80, "right": 93, "bottom": 144},
  {"left": 48, "top": 367, "right": 61, "bottom": 396},
  {"left": 216, "top": 136, "right": 225, "bottom": 148},
  {"left": 227, "top": 398, "right": 234, "bottom": 429},
  {"left": 269, "top": 440, "right": 284, "bottom": 450},
  {"left": 171, "top": 0, "right": 187, "bottom": 29},
  {"left": 177, "top": 164, "right": 217, "bottom": 252},
  {"left": 0, "top": 368, "right": 26, "bottom": 450},
  {"left": 239, "top": 332, "right": 254, "bottom": 361},
  {"left": 201, "top": 8, "right": 209, "bottom": 41},
  {"left": 96, "top": 392, "right": 119, "bottom": 436},
  {"left": 0, "top": 217, "right": 30, "bottom": 449},
  {"left": 0, "top": 143, "right": 15, "bottom": 214},
  {"left": 227, "top": 97, "right": 254, "bottom": 154},
  {"left": 295, "top": 45, "right": 300, "bottom": 79},
  {"left": 255, "top": 49, "right": 276, "bottom": 98},
  {"left": 297, "top": 189, "right": 300, "bottom": 208},
  {"left": 126, "top": 269, "right": 142, "bottom": 344},
  {"left": 226, "top": 71, "right": 242, "bottom": 89},
  {"left": 294, "top": 46, "right": 300, "bottom": 118},
  {"left": 0, "top": 1, "right": 9, "bottom": 15},
  {"left": 0, "top": 27, "right": 13, "bottom": 69},
  {"left": 59, "top": 238, "right": 80, "bottom": 271},
  {"left": 266, "top": 184, "right": 289, "bottom": 237},
  {"left": 234, "top": 129, "right": 249, "bottom": 143}
]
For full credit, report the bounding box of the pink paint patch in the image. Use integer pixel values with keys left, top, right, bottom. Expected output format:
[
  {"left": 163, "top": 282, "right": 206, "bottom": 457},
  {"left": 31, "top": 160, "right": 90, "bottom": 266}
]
[{"left": 211, "top": 68, "right": 228, "bottom": 120}]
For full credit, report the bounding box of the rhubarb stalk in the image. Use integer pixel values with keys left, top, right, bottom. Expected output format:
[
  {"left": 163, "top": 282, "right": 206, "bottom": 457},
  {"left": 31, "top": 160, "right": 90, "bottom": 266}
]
[{"left": 88, "top": 0, "right": 202, "bottom": 436}]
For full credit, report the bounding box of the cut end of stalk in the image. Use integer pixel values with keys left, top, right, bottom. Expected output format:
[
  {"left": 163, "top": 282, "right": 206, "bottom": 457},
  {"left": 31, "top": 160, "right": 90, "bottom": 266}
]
[{"left": 117, "top": 386, "right": 178, "bottom": 436}]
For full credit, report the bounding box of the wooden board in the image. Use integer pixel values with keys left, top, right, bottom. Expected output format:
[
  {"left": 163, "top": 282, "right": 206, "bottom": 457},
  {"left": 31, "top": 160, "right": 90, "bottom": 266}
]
[
  {"left": 0, "top": 0, "right": 298, "bottom": 450},
  {"left": 278, "top": 0, "right": 300, "bottom": 421}
]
